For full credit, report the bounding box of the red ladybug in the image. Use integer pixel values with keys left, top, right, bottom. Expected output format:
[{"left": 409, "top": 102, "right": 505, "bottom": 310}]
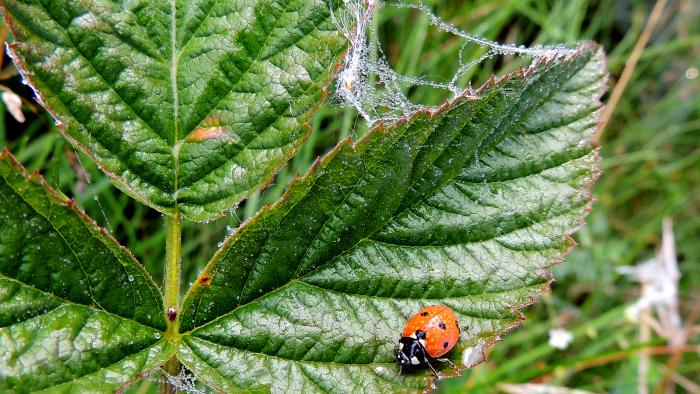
[{"left": 397, "top": 305, "right": 460, "bottom": 375}]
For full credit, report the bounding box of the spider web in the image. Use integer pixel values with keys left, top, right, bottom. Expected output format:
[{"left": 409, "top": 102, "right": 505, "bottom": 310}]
[
  {"left": 147, "top": 368, "right": 205, "bottom": 394},
  {"left": 331, "top": 0, "right": 576, "bottom": 126}
]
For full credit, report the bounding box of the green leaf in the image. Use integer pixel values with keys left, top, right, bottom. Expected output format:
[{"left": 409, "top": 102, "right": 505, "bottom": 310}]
[
  {"left": 1, "top": 0, "right": 346, "bottom": 221},
  {"left": 176, "top": 45, "right": 607, "bottom": 391},
  {"left": 0, "top": 151, "right": 172, "bottom": 392}
]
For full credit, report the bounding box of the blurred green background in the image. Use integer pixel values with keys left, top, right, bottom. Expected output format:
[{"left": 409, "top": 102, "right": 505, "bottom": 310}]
[{"left": 1, "top": 0, "right": 698, "bottom": 392}]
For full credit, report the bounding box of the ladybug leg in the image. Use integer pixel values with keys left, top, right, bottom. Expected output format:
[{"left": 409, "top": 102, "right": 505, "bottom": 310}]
[
  {"left": 437, "top": 358, "right": 459, "bottom": 371},
  {"left": 424, "top": 360, "right": 441, "bottom": 379}
]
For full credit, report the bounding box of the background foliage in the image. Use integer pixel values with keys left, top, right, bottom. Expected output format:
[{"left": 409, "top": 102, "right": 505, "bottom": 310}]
[{"left": 1, "top": 0, "right": 698, "bottom": 392}]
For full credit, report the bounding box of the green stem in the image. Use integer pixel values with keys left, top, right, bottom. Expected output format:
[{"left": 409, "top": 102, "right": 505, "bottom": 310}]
[
  {"left": 160, "top": 211, "right": 182, "bottom": 393},
  {"left": 164, "top": 210, "right": 181, "bottom": 335}
]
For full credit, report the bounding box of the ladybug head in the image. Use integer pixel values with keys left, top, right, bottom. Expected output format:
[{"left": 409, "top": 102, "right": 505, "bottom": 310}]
[{"left": 397, "top": 330, "right": 427, "bottom": 366}]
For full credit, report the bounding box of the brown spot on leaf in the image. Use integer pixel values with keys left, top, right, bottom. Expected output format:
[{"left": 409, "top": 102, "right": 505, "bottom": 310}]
[
  {"left": 185, "top": 126, "right": 233, "bottom": 143},
  {"left": 199, "top": 276, "right": 210, "bottom": 284},
  {"left": 185, "top": 114, "right": 238, "bottom": 143}
]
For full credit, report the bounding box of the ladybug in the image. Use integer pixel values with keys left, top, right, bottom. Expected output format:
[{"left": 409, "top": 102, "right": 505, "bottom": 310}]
[{"left": 397, "top": 305, "right": 460, "bottom": 375}]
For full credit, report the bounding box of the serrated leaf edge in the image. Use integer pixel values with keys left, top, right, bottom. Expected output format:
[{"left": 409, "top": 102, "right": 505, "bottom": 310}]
[
  {"left": 0, "top": 149, "right": 165, "bottom": 325},
  {"left": 0, "top": 4, "right": 348, "bottom": 222},
  {"left": 175, "top": 42, "right": 606, "bottom": 392}
]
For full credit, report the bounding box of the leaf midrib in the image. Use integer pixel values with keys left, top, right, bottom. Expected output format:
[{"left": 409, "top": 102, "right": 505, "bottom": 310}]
[
  {"left": 171, "top": 0, "right": 180, "bottom": 194},
  {"left": 178, "top": 0, "right": 301, "bottom": 141},
  {"left": 274, "top": 59, "right": 568, "bottom": 283},
  {"left": 181, "top": 338, "right": 423, "bottom": 393},
  {"left": 181, "top": 280, "right": 545, "bottom": 366},
  {"left": 0, "top": 275, "right": 161, "bottom": 333},
  {"left": 0, "top": 161, "right": 164, "bottom": 330},
  {"left": 182, "top": 150, "right": 585, "bottom": 334},
  {"left": 175, "top": 2, "right": 334, "bottom": 195},
  {"left": 183, "top": 334, "right": 404, "bottom": 367},
  {"left": 18, "top": 1, "right": 333, "bottom": 206}
]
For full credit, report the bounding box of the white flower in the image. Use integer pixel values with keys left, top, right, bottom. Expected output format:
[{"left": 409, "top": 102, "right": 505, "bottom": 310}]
[{"left": 548, "top": 328, "right": 574, "bottom": 350}]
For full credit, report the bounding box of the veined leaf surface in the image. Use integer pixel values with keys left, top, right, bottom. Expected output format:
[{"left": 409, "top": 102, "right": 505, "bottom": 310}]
[
  {"left": 177, "top": 45, "right": 607, "bottom": 392},
  {"left": 0, "top": 152, "right": 173, "bottom": 392},
  {"left": 1, "top": 0, "right": 346, "bottom": 221}
]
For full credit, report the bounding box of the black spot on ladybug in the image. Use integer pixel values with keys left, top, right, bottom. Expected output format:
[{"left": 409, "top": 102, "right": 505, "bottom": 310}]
[
  {"left": 421, "top": 312, "right": 429, "bottom": 316},
  {"left": 443, "top": 341, "right": 449, "bottom": 349},
  {"left": 438, "top": 322, "right": 446, "bottom": 330},
  {"left": 415, "top": 330, "right": 426, "bottom": 339}
]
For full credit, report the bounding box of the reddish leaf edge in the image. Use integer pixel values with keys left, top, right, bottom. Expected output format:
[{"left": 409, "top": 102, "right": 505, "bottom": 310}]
[
  {"left": 0, "top": 2, "right": 171, "bottom": 215},
  {"left": 0, "top": 149, "right": 165, "bottom": 323},
  {"left": 423, "top": 44, "right": 607, "bottom": 391},
  {"left": 0, "top": 149, "right": 178, "bottom": 390},
  {"left": 178, "top": 41, "right": 607, "bottom": 394},
  {"left": 185, "top": 40, "right": 605, "bottom": 311}
]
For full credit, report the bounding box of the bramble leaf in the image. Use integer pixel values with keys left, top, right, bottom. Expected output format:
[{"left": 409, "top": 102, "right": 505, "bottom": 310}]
[
  {"left": 1, "top": 0, "right": 345, "bottom": 221},
  {"left": 0, "top": 152, "right": 172, "bottom": 392},
  {"left": 176, "top": 45, "right": 607, "bottom": 392}
]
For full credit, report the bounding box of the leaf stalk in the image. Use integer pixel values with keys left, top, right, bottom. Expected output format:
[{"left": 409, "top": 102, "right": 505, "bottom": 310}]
[
  {"left": 161, "top": 211, "right": 182, "bottom": 393},
  {"left": 164, "top": 210, "right": 182, "bottom": 336}
]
